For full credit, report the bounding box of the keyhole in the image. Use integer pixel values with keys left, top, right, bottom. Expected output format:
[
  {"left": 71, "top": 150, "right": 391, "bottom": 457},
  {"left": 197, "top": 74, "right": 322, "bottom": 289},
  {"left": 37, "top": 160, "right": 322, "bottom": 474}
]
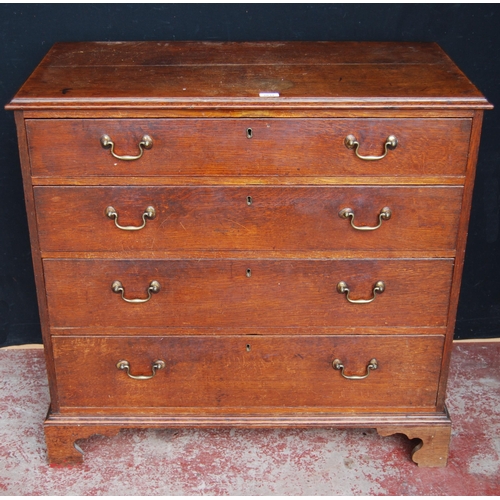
[
  {"left": 246, "top": 128, "right": 253, "bottom": 139},
  {"left": 246, "top": 344, "right": 251, "bottom": 352},
  {"left": 247, "top": 196, "right": 252, "bottom": 206},
  {"left": 246, "top": 268, "right": 252, "bottom": 278}
]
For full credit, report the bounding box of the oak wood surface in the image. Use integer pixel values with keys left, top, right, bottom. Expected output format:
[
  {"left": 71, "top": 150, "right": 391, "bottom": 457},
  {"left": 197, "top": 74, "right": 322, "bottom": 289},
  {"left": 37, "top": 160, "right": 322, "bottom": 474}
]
[
  {"left": 51, "top": 334, "right": 444, "bottom": 409},
  {"left": 43, "top": 258, "right": 453, "bottom": 329},
  {"left": 13, "top": 112, "right": 61, "bottom": 412},
  {"left": 50, "top": 326, "right": 447, "bottom": 337},
  {"left": 37, "top": 41, "right": 464, "bottom": 66},
  {"left": 377, "top": 423, "right": 452, "bottom": 467},
  {"left": 31, "top": 176, "right": 467, "bottom": 187},
  {"left": 34, "top": 185, "right": 463, "bottom": 253},
  {"left": 436, "top": 110, "right": 486, "bottom": 410},
  {"left": 6, "top": 42, "right": 491, "bottom": 110},
  {"left": 44, "top": 423, "right": 121, "bottom": 465},
  {"left": 39, "top": 250, "right": 458, "bottom": 260},
  {"left": 10, "top": 65, "right": 487, "bottom": 105},
  {"left": 26, "top": 118, "right": 471, "bottom": 178},
  {"left": 43, "top": 409, "right": 452, "bottom": 466},
  {"left": 22, "top": 108, "right": 478, "bottom": 119},
  {"left": 47, "top": 409, "right": 452, "bottom": 421}
]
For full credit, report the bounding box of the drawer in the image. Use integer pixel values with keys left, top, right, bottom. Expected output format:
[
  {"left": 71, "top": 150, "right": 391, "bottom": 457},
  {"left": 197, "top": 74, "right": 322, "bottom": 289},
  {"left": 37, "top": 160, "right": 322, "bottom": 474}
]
[
  {"left": 44, "top": 258, "right": 453, "bottom": 328},
  {"left": 26, "top": 118, "right": 471, "bottom": 178},
  {"left": 35, "top": 186, "right": 463, "bottom": 253},
  {"left": 52, "top": 334, "right": 444, "bottom": 410}
]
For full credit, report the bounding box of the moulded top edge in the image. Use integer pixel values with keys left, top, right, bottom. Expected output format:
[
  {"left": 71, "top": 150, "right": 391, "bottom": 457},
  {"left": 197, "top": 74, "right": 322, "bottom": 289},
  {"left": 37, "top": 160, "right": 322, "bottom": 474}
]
[{"left": 6, "top": 96, "right": 493, "bottom": 111}]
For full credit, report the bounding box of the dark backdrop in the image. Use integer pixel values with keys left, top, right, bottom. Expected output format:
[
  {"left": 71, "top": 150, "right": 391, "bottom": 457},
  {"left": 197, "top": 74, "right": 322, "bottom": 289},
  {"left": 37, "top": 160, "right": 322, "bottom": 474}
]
[{"left": 1, "top": 4, "right": 499, "bottom": 346}]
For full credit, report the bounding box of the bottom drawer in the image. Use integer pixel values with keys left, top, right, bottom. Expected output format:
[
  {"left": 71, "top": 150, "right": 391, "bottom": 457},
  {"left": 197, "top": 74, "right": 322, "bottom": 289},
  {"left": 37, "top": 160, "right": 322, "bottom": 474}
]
[{"left": 52, "top": 335, "right": 444, "bottom": 411}]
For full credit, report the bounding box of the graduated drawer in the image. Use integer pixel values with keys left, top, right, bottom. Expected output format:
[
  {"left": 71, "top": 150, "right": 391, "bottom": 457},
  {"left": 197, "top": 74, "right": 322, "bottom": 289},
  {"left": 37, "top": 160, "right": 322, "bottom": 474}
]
[
  {"left": 52, "top": 334, "right": 444, "bottom": 410},
  {"left": 34, "top": 186, "right": 463, "bottom": 253},
  {"left": 26, "top": 118, "right": 471, "bottom": 178},
  {"left": 44, "top": 258, "right": 453, "bottom": 328}
]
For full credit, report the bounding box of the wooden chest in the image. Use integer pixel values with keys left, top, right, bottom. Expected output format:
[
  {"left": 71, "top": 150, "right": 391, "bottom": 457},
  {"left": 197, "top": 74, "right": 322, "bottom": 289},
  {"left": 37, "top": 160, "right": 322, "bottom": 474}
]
[{"left": 7, "top": 42, "right": 491, "bottom": 466}]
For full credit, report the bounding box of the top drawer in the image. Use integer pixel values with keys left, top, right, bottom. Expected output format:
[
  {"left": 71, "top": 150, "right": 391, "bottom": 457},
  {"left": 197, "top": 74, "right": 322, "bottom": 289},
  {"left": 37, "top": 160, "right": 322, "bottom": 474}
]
[{"left": 26, "top": 118, "right": 471, "bottom": 178}]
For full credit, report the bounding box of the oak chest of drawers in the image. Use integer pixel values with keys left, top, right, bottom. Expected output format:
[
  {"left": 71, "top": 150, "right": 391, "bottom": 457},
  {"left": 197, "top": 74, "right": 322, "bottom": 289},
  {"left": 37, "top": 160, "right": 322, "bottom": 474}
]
[{"left": 7, "top": 42, "right": 491, "bottom": 466}]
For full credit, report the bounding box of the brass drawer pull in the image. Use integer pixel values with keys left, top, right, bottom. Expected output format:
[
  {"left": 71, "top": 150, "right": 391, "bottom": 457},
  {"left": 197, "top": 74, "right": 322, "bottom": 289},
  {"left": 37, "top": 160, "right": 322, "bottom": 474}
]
[
  {"left": 337, "top": 280, "right": 385, "bottom": 304},
  {"left": 116, "top": 359, "right": 165, "bottom": 380},
  {"left": 344, "top": 134, "right": 397, "bottom": 161},
  {"left": 333, "top": 358, "right": 378, "bottom": 380},
  {"left": 111, "top": 280, "right": 161, "bottom": 303},
  {"left": 100, "top": 134, "right": 153, "bottom": 161},
  {"left": 339, "top": 207, "right": 392, "bottom": 231},
  {"left": 106, "top": 205, "right": 156, "bottom": 231}
]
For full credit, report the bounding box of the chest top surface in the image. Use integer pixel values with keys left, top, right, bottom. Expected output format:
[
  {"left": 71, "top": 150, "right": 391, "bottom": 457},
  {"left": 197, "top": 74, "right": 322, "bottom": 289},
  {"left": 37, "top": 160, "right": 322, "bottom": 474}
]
[{"left": 7, "top": 41, "right": 490, "bottom": 110}]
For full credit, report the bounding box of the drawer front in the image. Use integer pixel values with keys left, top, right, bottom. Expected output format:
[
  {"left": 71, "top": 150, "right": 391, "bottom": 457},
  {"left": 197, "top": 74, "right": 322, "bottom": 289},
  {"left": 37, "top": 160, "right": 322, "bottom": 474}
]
[
  {"left": 44, "top": 258, "right": 453, "bottom": 328},
  {"left": 52, "top": 334, "right": 444, "bottom": 409},
  {"left": 27, "top": 118, "right": 471, "bottom": 178},
  {"left": 35, "top": 186, "right": 462, "bottom": 253}
]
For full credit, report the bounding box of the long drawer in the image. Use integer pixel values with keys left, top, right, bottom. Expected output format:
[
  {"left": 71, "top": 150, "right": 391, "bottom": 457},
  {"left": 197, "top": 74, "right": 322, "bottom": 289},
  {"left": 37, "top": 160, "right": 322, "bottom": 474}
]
[
  {"left": 34, "top": 186, "right": 463, "bottom": 253},
  {"left": 52, "top": 334, "right": 444, "bottom": 410},
  {"left": 26, "top": 118, "right": 471, "bottom": 178},
  {"left": 43, "top": 258, "right": 454, "bottom": 328}
]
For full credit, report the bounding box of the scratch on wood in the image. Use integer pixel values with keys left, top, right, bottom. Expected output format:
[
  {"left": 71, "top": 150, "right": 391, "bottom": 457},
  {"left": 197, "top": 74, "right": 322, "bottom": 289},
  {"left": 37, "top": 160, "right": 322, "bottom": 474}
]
[{"left": 226, "top": 218, "right": 249, "bottom": 230}]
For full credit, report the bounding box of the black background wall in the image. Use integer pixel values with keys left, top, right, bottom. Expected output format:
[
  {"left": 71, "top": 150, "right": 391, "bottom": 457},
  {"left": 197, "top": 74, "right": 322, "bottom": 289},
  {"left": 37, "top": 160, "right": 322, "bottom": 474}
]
[{"left": 1, "top": 4, "right": 499, "bottom": 346}]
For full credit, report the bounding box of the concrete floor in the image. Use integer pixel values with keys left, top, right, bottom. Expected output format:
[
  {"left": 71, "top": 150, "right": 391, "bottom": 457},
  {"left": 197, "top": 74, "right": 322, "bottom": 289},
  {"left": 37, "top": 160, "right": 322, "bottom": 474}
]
[{"left": 0, "top": 341, "right": 499, "bottom": 495}]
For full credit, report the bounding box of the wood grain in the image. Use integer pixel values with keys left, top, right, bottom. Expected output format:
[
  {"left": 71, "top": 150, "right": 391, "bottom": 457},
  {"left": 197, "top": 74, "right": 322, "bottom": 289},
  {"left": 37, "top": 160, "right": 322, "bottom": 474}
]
[
  {"left": 22, "top": 108, "right": 478, "bottom": 119},
  {"left": 43, "top": 408, "right": 452, "bottom": 466},
  {"left": 34, "top": 185, "right": 463, "bottom": 253},
  {"left": 44, "top": 424, "right": 121, "bottom": 465},
  {"left": 43, "top": 258, "right": 454, "bottom": 328},
  {"left": 377, "top": 423, "right": 451, "bottom": 467},
  {"left": 13, "top": 112, "right": 61, "bottom": 412},
  {"left": 38, "top": 41, "right": 460, "bottom": 67},
  {"left": 51, "top": 334, "right": 444, "bottom": 409},
  {"left": 436, "top": 110, "right": 486, "bottom": 410},
  {"left": 6, "top": 42, "right": 491, "bottom": 110},
  {"left": 50, "top": 326, "right": 447, "bottom": 337},
  {"left": 31, "top": 175, "right": 467, "bottom": 187},
  {"left": 26, "top": 118, "right": 471, "bottom": 177}
]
